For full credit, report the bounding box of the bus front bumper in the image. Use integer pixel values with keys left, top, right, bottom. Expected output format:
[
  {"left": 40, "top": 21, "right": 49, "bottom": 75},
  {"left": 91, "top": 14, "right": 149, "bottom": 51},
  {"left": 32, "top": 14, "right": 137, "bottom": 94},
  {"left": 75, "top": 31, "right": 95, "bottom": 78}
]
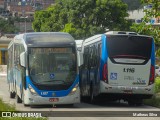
[
  {"left": 100, "top": 81, "right": 154, "bottom": 96},
  {"left": 24, "top": 89, "right": 80, "bottom": 105}
]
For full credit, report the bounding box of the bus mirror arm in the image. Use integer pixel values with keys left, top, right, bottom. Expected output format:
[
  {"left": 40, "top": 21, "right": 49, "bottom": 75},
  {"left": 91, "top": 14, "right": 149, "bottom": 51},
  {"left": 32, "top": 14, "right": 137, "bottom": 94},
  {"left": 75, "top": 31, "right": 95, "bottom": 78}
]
[{"left": 20, "top": 52, "right": 26, "bottom": 67}]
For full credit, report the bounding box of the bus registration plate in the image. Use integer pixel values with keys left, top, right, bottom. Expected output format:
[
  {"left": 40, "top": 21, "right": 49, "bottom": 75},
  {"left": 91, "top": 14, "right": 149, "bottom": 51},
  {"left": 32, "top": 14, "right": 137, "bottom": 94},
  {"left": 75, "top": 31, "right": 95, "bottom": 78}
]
[{"left": 49, "top": 98, "right": 59, "bottom": 102}]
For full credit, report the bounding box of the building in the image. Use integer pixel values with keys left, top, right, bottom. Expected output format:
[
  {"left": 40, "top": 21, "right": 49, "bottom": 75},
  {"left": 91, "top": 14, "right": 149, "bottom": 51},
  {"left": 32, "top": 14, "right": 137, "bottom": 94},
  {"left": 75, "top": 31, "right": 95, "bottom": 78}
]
[
  {"left": 128, "top": 9, "right": 145, "bottom": 23},
  {"left": 128, "top": 5, "right": 160, "bottom": 25},
  {"left": 5, "top": 0, "right": 55, "bottom": 17},
  {"left": 0, "top": 0, "right": 55, "bottom": 32},
  {"left": 0, "top": 35, "right": 13, "bottom": 65},
  {"left": 0, "top": 1, "right": 55, "bottom": 65}
]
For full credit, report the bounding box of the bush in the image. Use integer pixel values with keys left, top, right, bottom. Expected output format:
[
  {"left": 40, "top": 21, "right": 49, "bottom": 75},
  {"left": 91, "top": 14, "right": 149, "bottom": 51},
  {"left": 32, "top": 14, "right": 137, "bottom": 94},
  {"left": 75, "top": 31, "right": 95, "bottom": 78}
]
[
  {"left": 0, "top": 99, "right": 47, "bottom": 120},
  {"left": 144, "top": 77, "right": 160, "bottom": 108},
  {"left": 155, "top": 77, "right": 160, "bottom": 93}
]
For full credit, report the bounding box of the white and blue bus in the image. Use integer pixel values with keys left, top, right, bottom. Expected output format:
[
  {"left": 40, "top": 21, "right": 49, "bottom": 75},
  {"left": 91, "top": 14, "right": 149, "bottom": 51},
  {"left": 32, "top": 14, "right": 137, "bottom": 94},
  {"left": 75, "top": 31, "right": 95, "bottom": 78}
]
[
  {"left": 80, "top": 31, "right": 155, "bottom": 105},
  {"left": 7, "top": 32, "right": 80, "bottom": 106}
]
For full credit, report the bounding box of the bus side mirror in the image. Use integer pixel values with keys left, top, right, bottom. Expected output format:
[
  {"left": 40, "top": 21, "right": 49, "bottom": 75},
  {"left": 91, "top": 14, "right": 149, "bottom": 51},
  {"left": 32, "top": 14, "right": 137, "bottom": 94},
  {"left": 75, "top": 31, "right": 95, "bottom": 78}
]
[
  {"left": 20, "top": 52, "right": 26, "bottom": 67},
  {"left": 77, "top": 51, "right": 83, "bottom": 67}
]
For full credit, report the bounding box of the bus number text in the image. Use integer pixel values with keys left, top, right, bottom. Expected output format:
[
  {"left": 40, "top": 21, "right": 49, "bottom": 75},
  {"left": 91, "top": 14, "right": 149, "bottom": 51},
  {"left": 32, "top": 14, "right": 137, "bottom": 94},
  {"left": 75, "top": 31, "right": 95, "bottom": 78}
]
[{"left": 123, "top": 68, "right": 135, "bottom": 73}]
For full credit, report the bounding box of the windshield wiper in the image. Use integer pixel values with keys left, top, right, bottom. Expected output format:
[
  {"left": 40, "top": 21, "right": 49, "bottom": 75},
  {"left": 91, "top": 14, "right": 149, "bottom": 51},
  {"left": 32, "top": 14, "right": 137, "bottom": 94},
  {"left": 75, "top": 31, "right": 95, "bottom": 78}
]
[{"left": 44, "top": 80, "right": 66, "bottom": 83}]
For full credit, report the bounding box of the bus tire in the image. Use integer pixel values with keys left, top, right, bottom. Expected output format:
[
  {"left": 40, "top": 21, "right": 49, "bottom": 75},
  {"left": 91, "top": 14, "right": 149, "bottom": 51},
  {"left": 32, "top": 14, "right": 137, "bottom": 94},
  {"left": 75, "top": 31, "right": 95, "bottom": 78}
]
[
  {"left": 128, "top": 101, "right": 136, "bottom": 106},
  {"left": 9, "top": 83, "right": 16, "bottom": 98},
  {"left": 90, "top": 84, "right": 94, "bottom": 103},
  {"left": 24, "top": 104, "right": 30, "bottom": 107},
  {"left": 10, "top": 92, "right": 15, "bottom": 98},
  {"left": 135, "top": 99, "right": 143, "bottom": 106},
  {"left": 16, "top": 94, "right": 22, "bottom": 103},
  {"left": 65, "top": 104, "right": 74, "bottom": 107},
  {"left": 136, "top": 102, "right": 143, "bottom": 106}
]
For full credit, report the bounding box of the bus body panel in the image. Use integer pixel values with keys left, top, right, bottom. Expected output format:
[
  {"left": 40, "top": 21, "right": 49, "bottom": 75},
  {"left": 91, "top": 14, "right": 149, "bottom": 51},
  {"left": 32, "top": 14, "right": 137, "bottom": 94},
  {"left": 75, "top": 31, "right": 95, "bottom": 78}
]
[
  {"left": 107, "top": 59, "right": 151, "bottom": 87},
  {"left": 23, "top": 88, "right": 80, "bottom": 105},
  {"left": 23, "top": 76, "right": 80, "bottom": 105},
  {"left": 26, "top": 75, "right": 79, "bottom": 97},
  {"left": 80, "top": 31, "right": 155, "bottom": 102},
  {"left": 100, "top": 80, "right": 154, "bottom": 95},
  {"left": 7, "top": 32, "right": 80, "bottom": 105},
  {"left": 15, "top": 68, "right": 23, "bottom": 98},
  {"left": 99, "top": 34, "right": 155, "bottom": 98}
]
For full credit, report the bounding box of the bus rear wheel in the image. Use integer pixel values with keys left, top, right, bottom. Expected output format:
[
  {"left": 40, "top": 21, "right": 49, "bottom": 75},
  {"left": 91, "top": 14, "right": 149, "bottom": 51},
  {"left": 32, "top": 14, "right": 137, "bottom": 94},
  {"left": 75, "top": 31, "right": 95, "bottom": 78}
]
[
  {"left": 90, "top": 84, "right": 95, "bottom": 103},
  {"left": 10, "top": 92, "right": 16, "bottom": 98},
  {"left": 16, "top": 94, "right": 22, "bottom": 103},
  {"left": 128, "top": 99, "right": 143, "bottom": 106},
  {"left": 128, "top": 101, "right": 135, "bottom": 106}
]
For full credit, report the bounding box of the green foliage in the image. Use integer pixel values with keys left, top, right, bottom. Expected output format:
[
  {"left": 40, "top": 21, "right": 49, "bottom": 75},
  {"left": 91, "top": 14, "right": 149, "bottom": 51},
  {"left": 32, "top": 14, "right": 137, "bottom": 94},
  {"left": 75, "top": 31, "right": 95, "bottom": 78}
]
[
  {"left": 155, "top": 77, "right": 160, "bottom": 93},
  {"left": 0, "top": 99, "right": 15, "bottom": 111},
  {"left": 0, "top": 99, "right": 47, "bottom": 120},
  {"left": 0, "top": 17, "right": 19, "bottom": 34},
  {"left": 143, "top": 77, "right": 160, "bottom": 108},
  {"left": 131, "top": 0, "right": 160, "bottom": 57},
  {"left": 144, "top": 95, "right": 160, "bottom": 108},
  {"left": 32, "top": 0, "right": 131, "bottom": 39}
]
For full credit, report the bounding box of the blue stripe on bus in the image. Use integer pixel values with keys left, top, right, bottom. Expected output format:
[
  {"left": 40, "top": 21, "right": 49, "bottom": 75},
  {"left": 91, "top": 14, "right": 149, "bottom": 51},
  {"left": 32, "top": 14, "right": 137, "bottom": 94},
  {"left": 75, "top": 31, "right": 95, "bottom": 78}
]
[
  {"left": 26, "top": 75, "right": 79, "bottom": 97},
  {"left": 151, "top": 39, "right": 155, "bottom": 66},
  {"left": 99, "top": 34, "right": 108, "bottom": 80}
]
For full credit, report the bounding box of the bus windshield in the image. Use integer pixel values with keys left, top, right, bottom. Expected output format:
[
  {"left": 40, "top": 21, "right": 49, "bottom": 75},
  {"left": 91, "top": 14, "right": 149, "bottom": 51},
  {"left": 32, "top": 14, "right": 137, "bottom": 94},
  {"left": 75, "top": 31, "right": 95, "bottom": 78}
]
[
  {"left": 107, "top": 35, "right": 152, "bottom": 63},
  {"left": 28, "top": 47, "right": 77, "bottom": 86}
]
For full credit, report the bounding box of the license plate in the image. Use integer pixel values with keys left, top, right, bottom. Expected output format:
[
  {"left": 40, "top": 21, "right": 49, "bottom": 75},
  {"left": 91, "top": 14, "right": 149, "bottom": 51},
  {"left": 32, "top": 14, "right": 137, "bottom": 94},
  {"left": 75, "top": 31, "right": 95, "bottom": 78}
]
[{"left": 49, "top": 98, "right": 59, "bottom": 102}]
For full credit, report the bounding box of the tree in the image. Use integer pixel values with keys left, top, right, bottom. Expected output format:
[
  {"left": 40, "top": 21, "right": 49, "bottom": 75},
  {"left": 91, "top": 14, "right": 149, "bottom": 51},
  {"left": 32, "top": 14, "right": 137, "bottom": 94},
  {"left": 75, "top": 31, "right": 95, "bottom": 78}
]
[
  {"left": 32, "top": 0, "right": 131, "bottom": 39},
  {"left": 131, "top": 0, "right": 160, "bottom": 57},
  {"left": 0, "top": 17, "right": 18, "bottom": 34}
]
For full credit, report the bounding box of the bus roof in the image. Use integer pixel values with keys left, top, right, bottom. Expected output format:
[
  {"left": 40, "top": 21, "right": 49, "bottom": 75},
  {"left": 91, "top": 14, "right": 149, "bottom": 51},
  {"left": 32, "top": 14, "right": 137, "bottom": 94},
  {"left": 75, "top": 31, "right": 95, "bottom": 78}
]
[
  {"left": 14, "top": 32, "right": 75, "bottom": 47},
  {"left": 75, "top": 40, "right": 83, "bottom": 47},
  {"left": 105, "top": 31, "right": 138, "bottom": 35}
]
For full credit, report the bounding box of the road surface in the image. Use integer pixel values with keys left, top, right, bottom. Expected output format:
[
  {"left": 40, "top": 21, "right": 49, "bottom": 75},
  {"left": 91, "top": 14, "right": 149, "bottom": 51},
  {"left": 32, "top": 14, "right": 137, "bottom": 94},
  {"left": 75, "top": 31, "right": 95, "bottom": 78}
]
[{"left": 0, "top": 76, "right": 159, "bottom": 120}]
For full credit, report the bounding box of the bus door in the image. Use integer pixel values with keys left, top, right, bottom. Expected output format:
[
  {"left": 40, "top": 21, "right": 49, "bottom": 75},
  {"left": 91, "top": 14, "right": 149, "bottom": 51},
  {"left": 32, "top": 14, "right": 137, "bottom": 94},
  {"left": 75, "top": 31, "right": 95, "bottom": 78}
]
[{"left": 80, "top": 46, "right": 90, "bottom": 96}]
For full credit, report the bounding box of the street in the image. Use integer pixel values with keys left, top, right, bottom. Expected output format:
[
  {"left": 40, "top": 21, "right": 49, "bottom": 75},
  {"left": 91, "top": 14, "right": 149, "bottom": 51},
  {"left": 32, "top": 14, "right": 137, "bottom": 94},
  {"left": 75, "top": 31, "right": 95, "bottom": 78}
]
[{"left": 0, "top": 75, "right": 160, "bottom": 120}]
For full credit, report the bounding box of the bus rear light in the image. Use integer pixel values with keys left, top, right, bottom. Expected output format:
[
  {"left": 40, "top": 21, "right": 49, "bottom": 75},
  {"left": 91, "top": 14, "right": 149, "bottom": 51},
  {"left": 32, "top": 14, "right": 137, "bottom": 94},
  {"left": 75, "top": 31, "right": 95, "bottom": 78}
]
[
  {"left": 102, "top": 63, "right": 108, "bottom": 83},
  {"left": 149, "top": 65, "right": 155, "bottom": 85}
]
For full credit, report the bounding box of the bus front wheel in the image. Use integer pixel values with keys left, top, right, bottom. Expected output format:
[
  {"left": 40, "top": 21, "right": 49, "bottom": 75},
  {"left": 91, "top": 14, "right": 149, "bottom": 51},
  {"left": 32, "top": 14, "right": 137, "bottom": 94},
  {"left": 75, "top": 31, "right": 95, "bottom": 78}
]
[{"left": 16, "top": 94, "right": 22, "bottom": 103}]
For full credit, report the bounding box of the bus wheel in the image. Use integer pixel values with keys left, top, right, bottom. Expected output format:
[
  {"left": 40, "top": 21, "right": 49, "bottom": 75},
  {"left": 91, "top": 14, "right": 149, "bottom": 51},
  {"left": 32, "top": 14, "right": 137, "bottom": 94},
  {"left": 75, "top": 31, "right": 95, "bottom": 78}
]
[
  {"left": 128, "top": 101, "right": 136, "bottom": 106},
  {"left": 16, "top": 95, "right": 22, "bottom": 103},
  {"left": 10, "top": 92, "right": 16, "bottom": 98},
  {"left": 90, "top": 85, "right": 94, "bottom": 103},
  {"left": 136, "top": 102, "right": 143, "bottom": 106},
  {"left": 135, "top": 99, "right": 143, "bottom": 106},
  {"left": 64, "top": 104, "right": 74, "bottom": 108},
  {"left": 24, "top": 104, "right": 30, "bottom": 107},
  {"left": 9, "top": 83, "right": 16, "bottom": 98}
]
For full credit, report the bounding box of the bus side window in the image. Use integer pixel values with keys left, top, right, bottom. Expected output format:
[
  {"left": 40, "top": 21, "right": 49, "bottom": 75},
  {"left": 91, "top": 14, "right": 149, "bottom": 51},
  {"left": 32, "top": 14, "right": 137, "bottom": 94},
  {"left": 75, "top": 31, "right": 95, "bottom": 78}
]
[
  {"left": 91, "top": 45, "right": 95, "bottom": 68},
  {"left": 84, "top": 46, "right": 89, "bottom": 69},
  {"left": 93, "top": 45, "right": 96, "bottom": 67},
  {"left": 89, "top": 46, "right": 92, "bottom": 68},
  {"left": 97, "top": 43, "right": 101, "bottom": 66}
]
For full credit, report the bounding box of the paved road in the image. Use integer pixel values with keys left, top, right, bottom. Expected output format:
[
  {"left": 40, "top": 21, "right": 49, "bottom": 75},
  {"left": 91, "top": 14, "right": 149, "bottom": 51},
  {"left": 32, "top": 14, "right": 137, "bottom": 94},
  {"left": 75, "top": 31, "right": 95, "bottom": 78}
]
[{"left": 0, "top": 76, "right": 160, "bottom": 120}]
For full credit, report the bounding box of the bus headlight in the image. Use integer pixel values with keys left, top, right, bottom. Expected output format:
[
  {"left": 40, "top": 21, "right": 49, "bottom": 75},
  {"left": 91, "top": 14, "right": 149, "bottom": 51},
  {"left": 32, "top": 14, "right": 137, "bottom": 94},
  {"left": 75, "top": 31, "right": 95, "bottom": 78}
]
[
  {"left": 28, "top": 84, "right": 38, "bottom": 96},
  {"left": 69, "top": 84, "right": 79, "bottom": 95}
]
